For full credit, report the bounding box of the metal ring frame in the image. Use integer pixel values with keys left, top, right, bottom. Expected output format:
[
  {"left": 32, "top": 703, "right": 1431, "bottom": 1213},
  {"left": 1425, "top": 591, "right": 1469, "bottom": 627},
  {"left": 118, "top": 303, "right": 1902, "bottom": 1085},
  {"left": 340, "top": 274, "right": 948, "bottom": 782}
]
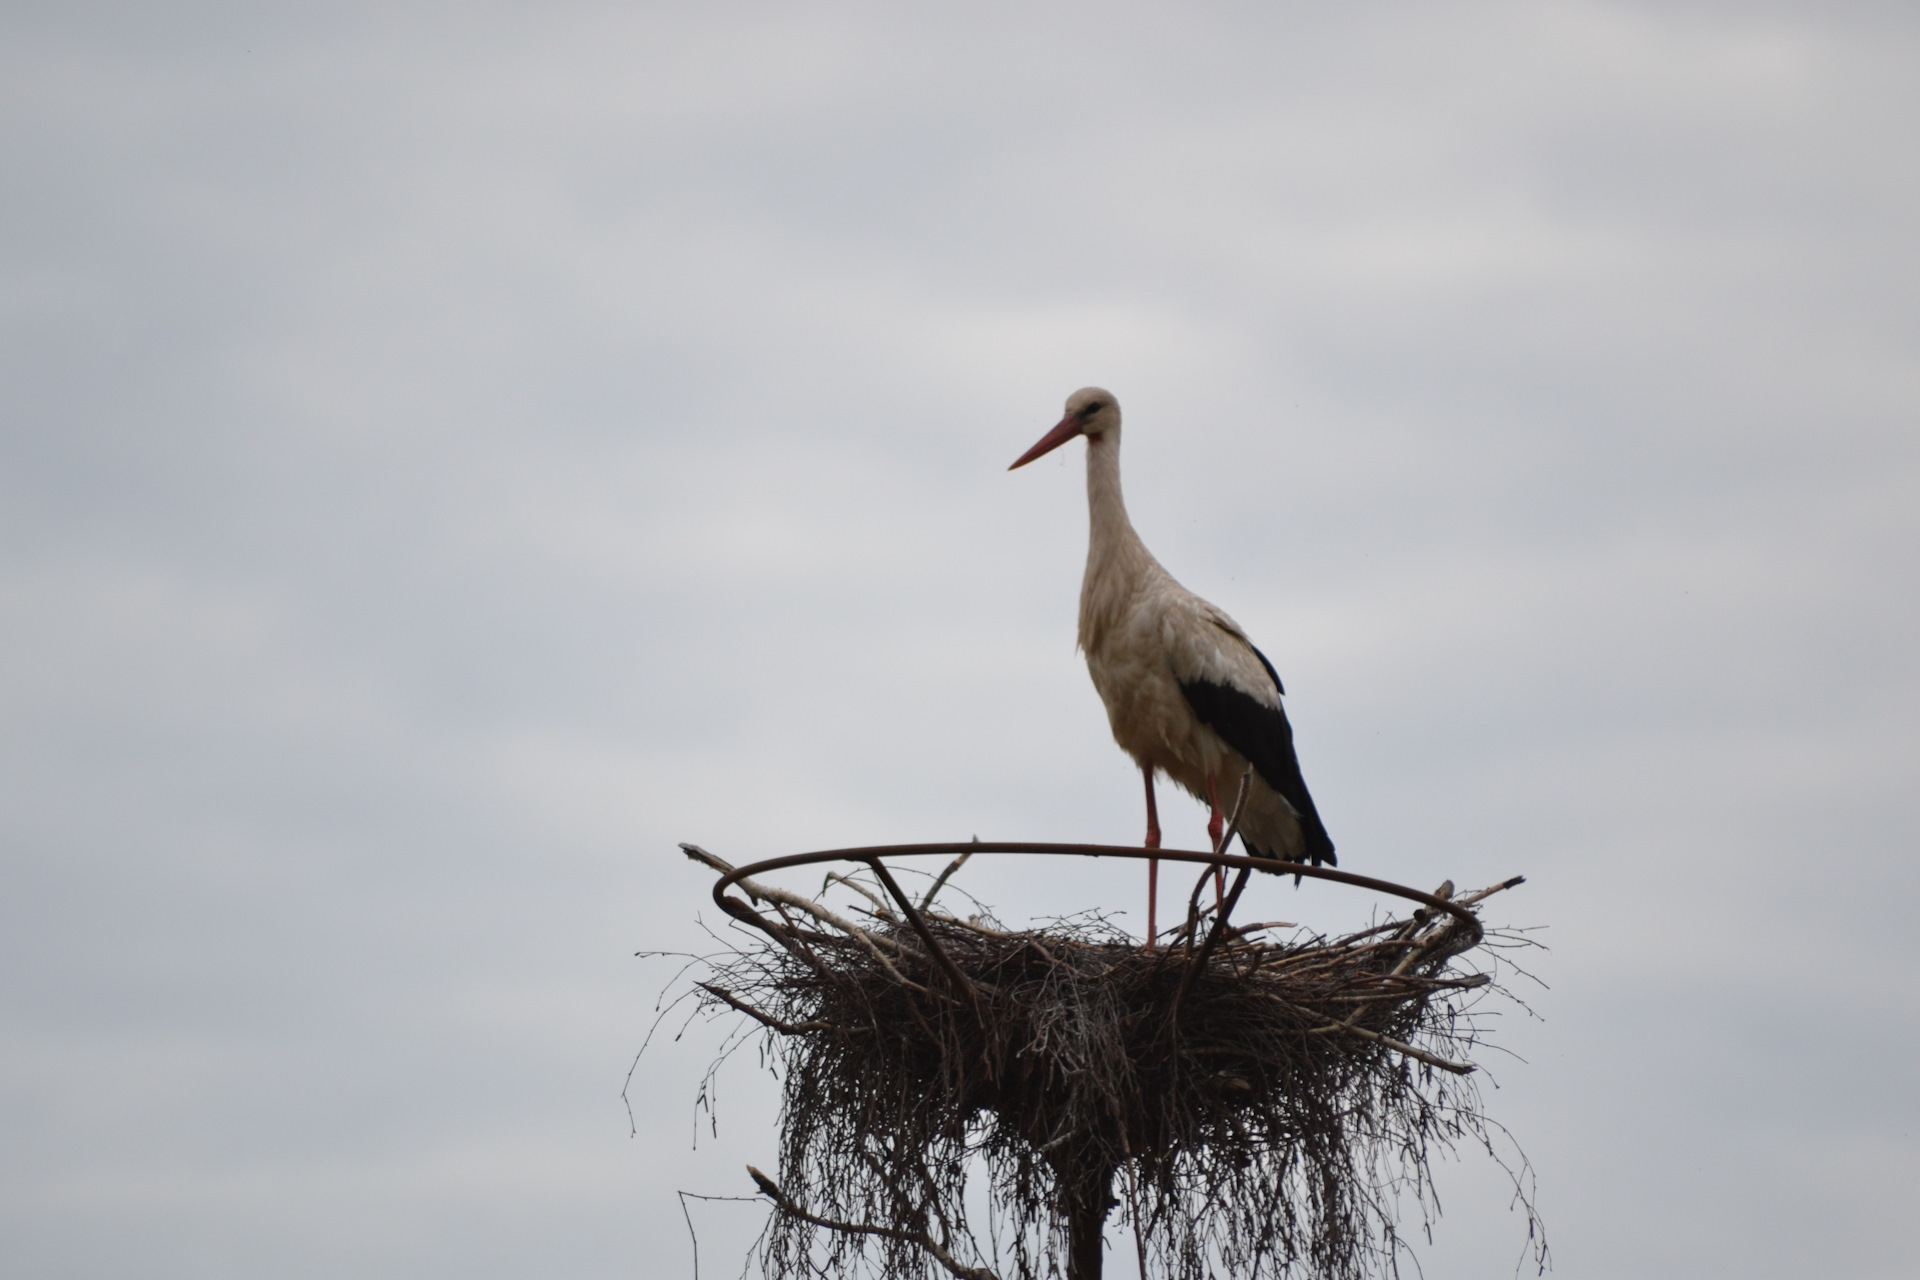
[{"left": 714, "top": 841, "right": 1477, "bottom": 930}]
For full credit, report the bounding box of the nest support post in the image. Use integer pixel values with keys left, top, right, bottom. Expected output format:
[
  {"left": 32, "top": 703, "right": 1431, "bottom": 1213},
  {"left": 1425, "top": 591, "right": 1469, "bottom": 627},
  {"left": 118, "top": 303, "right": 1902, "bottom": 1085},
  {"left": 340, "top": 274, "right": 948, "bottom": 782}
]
[{"left": 1057, "top": 1158, "right": 1117, "bottom": 1280}]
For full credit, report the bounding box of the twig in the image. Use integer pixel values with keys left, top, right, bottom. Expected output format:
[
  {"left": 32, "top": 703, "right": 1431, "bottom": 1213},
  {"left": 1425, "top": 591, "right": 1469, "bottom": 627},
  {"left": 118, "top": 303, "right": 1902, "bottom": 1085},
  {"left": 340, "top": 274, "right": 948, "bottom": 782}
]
[
  {"left": 1182, "top": 870, "right": 1206, "bottom": 949},
  {"left": 684, "top": 845, "right": 911, "bottom": 957},
  {"left": 1457, "top": 874, "right": 1527, "bottom": 908},
  {"left": 824, "top": 870, "right": 895, "bottom": 920},
  {"left": 1197, "top": 868, "right": 1253, "bottom": 970},
  {"left": 1322, "top": 972, "right": 1492, "bottom": 1002},
  {"left": 747, "top": 1165, "right": 999, "bottom": 1280},
  {"left": 770, "top": 901, "right": 885, "bottom": 1002},
  {"left": 1180, "top": 768, "right": 1257, "bottom": 943},
  {"left": 919, "top": 848, "right": 975, "bottom": 911},
  {"left": 678, "top": 1189, "right": 764, "bottom": 1280},
  {"left": 921, "top": 911, "right": 1064, "bottom": 964},
  {"left": 682, "top": 844, "right": 945, "bottom": 999},
  {"left": 697, "top": 983, "right": 866, "bottom": 1036},
  {"left": 1162, "top": 917, "right": 1289, "bottom": 950},
  {"left": 1166, "top": 865, "right": 1254, "bottom": 1027},
  {"left": 866, "top": 858, "right": 994, "bottom": 1014},
  {"left": 1307, "top": 1017, "right": 1476, "bottom": 1075},
  {"left": 922, "top": 912, "right": 1023, "bottom": 939},
  {"left": 1217, "top": 765, "right": 1254, "bottom": 856},
  {"left": 1390, "top": 879, "right": 1483, "bottom": 977}
]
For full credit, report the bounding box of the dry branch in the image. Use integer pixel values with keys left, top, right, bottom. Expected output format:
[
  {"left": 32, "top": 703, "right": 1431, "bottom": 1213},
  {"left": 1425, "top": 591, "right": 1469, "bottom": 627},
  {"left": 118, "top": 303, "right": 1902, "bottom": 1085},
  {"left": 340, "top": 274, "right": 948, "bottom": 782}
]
[
  {"left": 748, "top": 1165, "right": 999, "bottom": 1280},
  {"left": 920, "top": 849, "right": 975, "bottom": 910},
  {"left": 698, "top": 983, "right": 864, "bottom": 1037}
]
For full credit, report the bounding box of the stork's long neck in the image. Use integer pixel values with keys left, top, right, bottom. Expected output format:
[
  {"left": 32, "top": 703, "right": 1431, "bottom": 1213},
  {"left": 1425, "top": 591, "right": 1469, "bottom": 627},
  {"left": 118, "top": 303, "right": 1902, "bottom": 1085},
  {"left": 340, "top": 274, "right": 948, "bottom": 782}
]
[{"left": 1078, "top": 430, "right": 1157, "bottom": 654}]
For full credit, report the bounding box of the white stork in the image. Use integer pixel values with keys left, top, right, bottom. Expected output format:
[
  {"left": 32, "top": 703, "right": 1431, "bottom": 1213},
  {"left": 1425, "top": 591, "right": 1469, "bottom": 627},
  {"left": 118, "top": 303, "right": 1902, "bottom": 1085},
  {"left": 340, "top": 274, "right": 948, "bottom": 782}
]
[{"left": 1010, "top": 387, "right": 1335, "bottom": 945}]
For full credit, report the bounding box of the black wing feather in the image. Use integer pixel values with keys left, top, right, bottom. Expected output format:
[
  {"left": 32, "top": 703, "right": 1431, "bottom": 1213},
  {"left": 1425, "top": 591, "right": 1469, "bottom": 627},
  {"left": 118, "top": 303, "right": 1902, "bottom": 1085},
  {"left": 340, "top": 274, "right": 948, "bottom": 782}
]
[
  {"left": 1249, "top": 645, "right": 1285, "bottom": 696},
  {"left": 1177, "top": 666, "right": 1335, "bottom": 867}
]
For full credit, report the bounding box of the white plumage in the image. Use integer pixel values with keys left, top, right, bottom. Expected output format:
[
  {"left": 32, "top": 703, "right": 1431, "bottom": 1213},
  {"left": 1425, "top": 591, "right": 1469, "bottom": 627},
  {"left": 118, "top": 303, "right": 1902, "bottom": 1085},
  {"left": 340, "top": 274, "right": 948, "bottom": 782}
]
[{"left": 1011, "top": 387, "right": 1334, "bottom": 919}]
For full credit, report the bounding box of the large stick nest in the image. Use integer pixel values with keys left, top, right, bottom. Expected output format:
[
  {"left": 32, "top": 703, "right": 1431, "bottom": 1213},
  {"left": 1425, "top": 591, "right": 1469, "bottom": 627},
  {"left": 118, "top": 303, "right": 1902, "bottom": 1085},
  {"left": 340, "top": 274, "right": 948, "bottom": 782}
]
[{"left": 656, "top": 843, "right": 1545, "bottom": 1280}]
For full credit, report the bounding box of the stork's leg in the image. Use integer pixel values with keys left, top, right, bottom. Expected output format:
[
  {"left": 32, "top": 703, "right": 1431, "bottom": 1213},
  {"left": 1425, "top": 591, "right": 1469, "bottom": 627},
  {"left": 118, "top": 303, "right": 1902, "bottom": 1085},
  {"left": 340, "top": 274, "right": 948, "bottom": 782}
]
[
  {"left": 1142, "top": 766, "right": 1161, "bottom": 951},
  {"left": 1205, "top": 773, "right": 1226, "bottom": 910}
]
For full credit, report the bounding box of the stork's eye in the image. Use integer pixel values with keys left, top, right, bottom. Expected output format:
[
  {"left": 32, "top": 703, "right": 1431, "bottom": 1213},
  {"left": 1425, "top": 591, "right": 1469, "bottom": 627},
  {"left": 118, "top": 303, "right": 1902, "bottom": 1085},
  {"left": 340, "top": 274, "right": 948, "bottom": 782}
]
[{"left": 1080, "top": 402, "right": 1103, "bottom": 418}]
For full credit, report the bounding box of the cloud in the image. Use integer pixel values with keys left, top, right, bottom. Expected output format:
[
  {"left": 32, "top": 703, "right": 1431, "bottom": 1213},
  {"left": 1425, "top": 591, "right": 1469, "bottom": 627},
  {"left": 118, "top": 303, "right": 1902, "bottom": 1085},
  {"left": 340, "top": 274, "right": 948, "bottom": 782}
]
[{"left": 2, "top": 3, "right": 1916, "bottom": 1277}]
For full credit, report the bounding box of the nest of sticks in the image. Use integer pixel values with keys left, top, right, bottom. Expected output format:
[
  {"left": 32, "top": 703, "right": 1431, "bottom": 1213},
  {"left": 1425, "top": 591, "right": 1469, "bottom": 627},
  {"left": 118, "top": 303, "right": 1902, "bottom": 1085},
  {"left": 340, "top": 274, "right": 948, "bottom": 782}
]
[{"left": 661, "top": 836, "right": 1543, "bottom": 1280}]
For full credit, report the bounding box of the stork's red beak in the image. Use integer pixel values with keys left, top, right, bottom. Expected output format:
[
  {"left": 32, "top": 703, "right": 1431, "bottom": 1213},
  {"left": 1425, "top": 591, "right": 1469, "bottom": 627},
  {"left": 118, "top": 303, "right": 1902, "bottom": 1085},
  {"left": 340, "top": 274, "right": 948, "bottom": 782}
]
[{"left": 1008, "top": 415, "right": 1084, "bottom": 470}]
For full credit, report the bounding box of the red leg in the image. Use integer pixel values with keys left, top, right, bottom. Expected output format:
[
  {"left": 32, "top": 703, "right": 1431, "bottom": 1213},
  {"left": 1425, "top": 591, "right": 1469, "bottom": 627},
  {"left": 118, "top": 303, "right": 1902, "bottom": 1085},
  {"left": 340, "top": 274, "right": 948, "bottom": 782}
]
[
  {"left": 1205, "top": 774, "right": 1224, "bottom": 850},
  {"left": 1142, "top": 767, "right": 1161, "bottom": 950},
  {"left": 1206, "top": 773, "right": 1226, "bottom": 910}
]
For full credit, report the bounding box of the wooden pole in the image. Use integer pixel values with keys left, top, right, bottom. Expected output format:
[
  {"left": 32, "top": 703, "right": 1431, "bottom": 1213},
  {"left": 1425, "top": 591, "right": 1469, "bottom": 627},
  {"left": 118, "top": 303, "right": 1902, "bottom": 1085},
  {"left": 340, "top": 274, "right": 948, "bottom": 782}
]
[{"left": 1060, "top": 1162, "right": 1114, "bottom": 1280}]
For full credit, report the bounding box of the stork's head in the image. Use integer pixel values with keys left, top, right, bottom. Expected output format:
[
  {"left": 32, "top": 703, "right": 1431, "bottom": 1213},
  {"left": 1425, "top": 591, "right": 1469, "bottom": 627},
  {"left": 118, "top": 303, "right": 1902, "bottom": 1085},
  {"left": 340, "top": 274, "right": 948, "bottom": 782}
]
[{"left": 1008, "top": 387, "right": 1119, "bottom": 470}]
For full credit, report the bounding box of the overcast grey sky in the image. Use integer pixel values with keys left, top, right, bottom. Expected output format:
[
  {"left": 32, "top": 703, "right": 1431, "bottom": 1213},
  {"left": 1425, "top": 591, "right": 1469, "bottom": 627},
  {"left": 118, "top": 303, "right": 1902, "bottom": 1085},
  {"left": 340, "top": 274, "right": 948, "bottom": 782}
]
[{"left": 3, "top": 2, "right": 1916, "bottom": 1277}]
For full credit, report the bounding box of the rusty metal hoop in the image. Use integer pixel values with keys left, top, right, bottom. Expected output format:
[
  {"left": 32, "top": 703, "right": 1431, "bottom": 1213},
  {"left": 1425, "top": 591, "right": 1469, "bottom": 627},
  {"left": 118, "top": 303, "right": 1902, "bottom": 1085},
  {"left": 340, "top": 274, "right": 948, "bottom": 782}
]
[{"left": 712, "top": 841, "right": 1479, "bottom": 932}]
